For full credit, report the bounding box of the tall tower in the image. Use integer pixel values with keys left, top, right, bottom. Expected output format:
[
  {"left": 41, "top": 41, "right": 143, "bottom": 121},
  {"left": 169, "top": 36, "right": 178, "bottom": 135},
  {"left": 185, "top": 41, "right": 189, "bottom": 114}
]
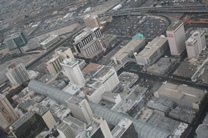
[
  {"left": 60, "top": 58, "right": 85, "bottom": 86},
  {"left": 185, "top": 30, "right": 206, "bottom": 58},
  {"left": 45, "top": 56, "right": 62, "bottom": 76},
  {"left": 67, "top": 98, "right": 93, "bottom": 124},
  {"left": 166, "top": 20, "right": 186, "bottom": 56},
  {"left": 6, "top": 63, "right": 30, "bottom": 85},
  {"left": 0, "top": 94, "right": 19, "bottom": 131}
]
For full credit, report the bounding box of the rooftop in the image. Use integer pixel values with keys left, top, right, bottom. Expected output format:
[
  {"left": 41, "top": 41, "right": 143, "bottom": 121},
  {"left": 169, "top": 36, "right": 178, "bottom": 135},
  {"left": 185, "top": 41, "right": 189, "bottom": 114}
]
[
  {"left": 136, "top": 36, "right": 167, "bottom": 58},
  {"left": 18, "top": 99, "right": 36, "bottom": 111},
  {"left": 62, "top": 83, "right": 81, "bottom": 95},
  {"left": 113, "top": 38, "right": 145, "bottom": 59},
  {"left": 45, "top": 56, "right": 60, "bottom": 64},
  {"left": 40, "top": 35, "right": 58, "bottom": 45},
  {"left": 156, "top": 82, "right": 206, "bottom": 104},
  {"left": 167, "top": 20, "right": 183, "bottom": 31},
  {"left": 61, "top": 58, "right": 78, "bottom": 67},
  {"left": 0, "top": 93, "right": 5, "bottom": 100},
  {"left": 10, "top": 111, "right": 35, "bottom": 130},
  {"left": 111, "top": 118, "right": 133, "bottom": 138},
  {"left": 93, "top": 66, "right": 111, "bottom": 78},
  {"left": 82, "top": 63, "right": 100, "bottom": 74}
]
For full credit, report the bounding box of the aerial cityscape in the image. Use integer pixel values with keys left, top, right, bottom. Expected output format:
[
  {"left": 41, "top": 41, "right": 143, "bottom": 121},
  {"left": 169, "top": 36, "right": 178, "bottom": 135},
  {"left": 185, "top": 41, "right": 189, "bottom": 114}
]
[{"left": 0, "top": 0, "right": 208, "bottom": 138}]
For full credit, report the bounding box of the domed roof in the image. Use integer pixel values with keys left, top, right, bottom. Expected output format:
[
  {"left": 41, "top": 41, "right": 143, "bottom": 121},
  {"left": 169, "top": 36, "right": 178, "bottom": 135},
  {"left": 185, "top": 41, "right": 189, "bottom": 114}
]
[{"left": 132, "top": 33, "right": 144, "bottom": 39}]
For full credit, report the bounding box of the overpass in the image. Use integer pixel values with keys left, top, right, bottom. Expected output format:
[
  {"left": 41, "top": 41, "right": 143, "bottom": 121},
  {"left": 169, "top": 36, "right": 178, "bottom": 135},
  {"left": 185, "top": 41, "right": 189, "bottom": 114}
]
[{"left": 99, "top": 5, "right": 208, "bottom": 17}]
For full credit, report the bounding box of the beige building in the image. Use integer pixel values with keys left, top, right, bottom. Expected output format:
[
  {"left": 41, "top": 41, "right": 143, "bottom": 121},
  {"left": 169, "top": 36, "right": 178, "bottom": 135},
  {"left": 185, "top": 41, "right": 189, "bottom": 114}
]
[
  {"left": 0, "top": 94, "right": 19, "bottom": 132},
  {"left": 154, "top": 82, "right": 206, "bottom": 110},
  {"left": 112, "top": 37, "right": 146, "bottom": 64},
  {"left": 135, "top": 36, "right": 168, "bottom": 65},
  {"left": 45, "top": 56, "right": 62, "bottom": 76},
  {"left": 83, "top": 15, "right": 101, "bottom": 28},
  {"left": 53, "top": 47, "right": 74, "bottom": 60},
  {"left": 166, "top": 20, "right": 186, "bottom": 56},
  {"left": 74, "top": 27, "right": 105, "bottom": 60}
]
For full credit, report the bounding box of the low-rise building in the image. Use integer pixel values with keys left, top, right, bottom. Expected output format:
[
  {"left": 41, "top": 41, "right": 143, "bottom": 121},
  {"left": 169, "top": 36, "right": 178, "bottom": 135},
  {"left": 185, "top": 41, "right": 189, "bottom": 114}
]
[
  {"left": 135, "top": 36, "right": 168, "bottom": 65},
  {"left": 154, "top": 82, "right": 206, "bottom": 110},
  {"left": 40, "top": 35, "right": 60, "bottom": 50},
  {"left": 112, "top": 37, "right": 145, "bottom": 64}
]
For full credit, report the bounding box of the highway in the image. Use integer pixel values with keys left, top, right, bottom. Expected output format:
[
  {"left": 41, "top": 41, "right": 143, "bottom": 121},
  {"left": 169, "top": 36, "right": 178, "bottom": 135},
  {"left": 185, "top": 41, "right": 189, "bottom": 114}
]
[
  {"left": 100, "top": 5, "right": 208, "bottom": 17},
  {"left": 26, "top": 25, "right": 85, "bottom": 70}
]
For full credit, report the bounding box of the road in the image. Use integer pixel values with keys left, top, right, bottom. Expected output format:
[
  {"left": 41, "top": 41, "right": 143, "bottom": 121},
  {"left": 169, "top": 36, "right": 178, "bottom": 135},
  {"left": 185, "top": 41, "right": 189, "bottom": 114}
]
[{"left": 100, "top": 5, "right": 208, "bottom": 17}]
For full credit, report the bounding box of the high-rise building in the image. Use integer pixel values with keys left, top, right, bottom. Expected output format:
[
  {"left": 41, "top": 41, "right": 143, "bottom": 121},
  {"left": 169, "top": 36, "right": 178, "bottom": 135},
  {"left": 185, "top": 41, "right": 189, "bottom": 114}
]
[
  {"left": 186, "top": 30, "right": 206, "bottom": 58},
  {"left": 58, "top": 99, "right": 113, "bottom": 138},
  {"left": 54, "top": 47, "right": 74, "bottom": 60},
  {"left": 10, "top": 104, "right": 56, "bottom": 138},
  {"left": 111, "top": 118, "right": 138, "bottom": 138},
  {"left": 74, "top": 27, "right": 105, "bottom": 60},
  {"left": 6, "top": 63, "right": 30, "bottom": 85},
  {"left": 0, "top": 94, "right": 19, "bottom": 132},
  {"left": 45, "top": 56, "right": 63, "bottom": 76},
  {"left": 60, "top": 58, "right": 85, "bottom": 86},
  {"left": 83, "top": 15, "right": 101, "bottom": 28},
  {"left": 3, "top": 32, "right": 27, "bottom": 54},
  {"left": 67, "top": 98, "right": 93, "bottom": 124},
  {"left": 166, "top": 20, "right": 186, "bottom": 56}
]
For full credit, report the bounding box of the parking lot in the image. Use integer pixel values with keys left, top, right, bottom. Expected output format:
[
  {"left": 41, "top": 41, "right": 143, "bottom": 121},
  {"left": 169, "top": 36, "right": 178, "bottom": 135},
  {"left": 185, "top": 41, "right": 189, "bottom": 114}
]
[{"left": 103, "top": 15, "right": 167, "bottom": 40}]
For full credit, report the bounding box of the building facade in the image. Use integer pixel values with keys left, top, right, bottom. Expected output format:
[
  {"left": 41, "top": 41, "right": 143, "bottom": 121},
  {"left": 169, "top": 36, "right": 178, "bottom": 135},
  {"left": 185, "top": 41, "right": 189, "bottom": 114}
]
[
  {"left": 74, "top": 28, "right": 105, "bottom": 60},
  {"left": 0, "top": 94, "right": 19, "bottom": 132},
  {"left": 40, "top": 35, "right": 60, "bottom": 50},
  {"left": 135, "top": 36, "right": 168, "bottom": 65},
  {"left": 67, "top": 98, "right": 93, "bottom": 124},
  {"left": 6, "top": 63, "right": 30, "bottom": 85},
  {"left": 3, "top": 32, "right": 27, "bottom": 54},
  {"left": 61, "top": 58, "right": 85, "bottom": 86},
  {"left": 186, "top": 30, "right": 206, "bottom": 58},
  {"left": 166, "top": 20, "right": 186, "bottom": 56},
  {"left": 45, "top": 56, "right": 63, "bottom": 76}
]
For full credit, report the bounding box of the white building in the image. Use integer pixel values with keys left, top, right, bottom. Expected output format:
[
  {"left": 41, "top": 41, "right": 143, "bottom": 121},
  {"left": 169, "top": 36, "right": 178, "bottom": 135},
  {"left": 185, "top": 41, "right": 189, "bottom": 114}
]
[
  {"left": 82, "top": 63, "right": 120, "bottom": 103},
  {"left": 135, "top": 36, "right": 168, "bottom": 65},
  {"left": 67, "top": 98, "right": 93, "bottom": 124},
  {"left": 61, "top": 58, "right": 85, "bottom": 86},
  {"left": 166, "top": 20, "right": 186, "bottom": 56},
  {"left": 6, "top": 63, "right": 30, "bottom": 85},
  {"left": 40, "top": 35, "right": 60, "bottom": 50},
  {"left": 186, "top": 30, "right": 206, "bottom": 58},
  {"left": 45, "top": 56, "right": 63, "bottom": 76}
]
